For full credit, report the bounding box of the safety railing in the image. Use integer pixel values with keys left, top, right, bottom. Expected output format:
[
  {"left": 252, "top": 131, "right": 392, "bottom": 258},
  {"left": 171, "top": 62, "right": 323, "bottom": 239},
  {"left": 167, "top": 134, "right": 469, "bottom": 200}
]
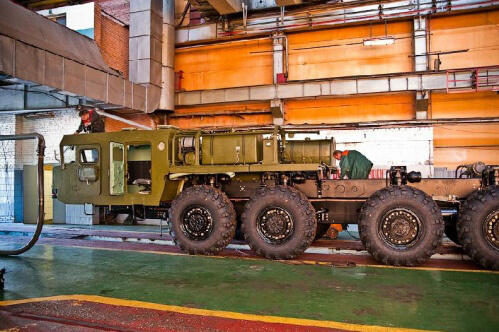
[{"left": 446, "top": 66, "right": 499, "bottom": 94}]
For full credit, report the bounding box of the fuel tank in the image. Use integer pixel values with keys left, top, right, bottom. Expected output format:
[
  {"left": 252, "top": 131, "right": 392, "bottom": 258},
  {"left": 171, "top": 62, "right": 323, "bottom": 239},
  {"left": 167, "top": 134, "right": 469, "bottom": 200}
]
[{"left": 282, "top": 138, "right": 335, "bottom": 165}]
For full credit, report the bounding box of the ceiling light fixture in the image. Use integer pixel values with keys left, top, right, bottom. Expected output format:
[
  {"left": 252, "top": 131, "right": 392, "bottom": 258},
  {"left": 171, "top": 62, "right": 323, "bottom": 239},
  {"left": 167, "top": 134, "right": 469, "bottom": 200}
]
[{"left": 363, "top": 37, "right": 395, "bottom": 46}]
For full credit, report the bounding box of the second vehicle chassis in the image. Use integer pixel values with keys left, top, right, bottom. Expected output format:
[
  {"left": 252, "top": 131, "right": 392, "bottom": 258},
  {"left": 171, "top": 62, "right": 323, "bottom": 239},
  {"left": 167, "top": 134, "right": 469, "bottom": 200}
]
[{"left": 53, "top": 127, "right": 499, "bottom": 270}]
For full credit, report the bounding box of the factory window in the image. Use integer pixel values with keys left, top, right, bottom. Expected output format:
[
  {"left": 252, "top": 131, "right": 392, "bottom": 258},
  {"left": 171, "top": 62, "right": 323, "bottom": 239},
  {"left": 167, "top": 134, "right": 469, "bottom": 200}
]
[{"left": 48, "top": 13, "right": 67, "bottom": 26}]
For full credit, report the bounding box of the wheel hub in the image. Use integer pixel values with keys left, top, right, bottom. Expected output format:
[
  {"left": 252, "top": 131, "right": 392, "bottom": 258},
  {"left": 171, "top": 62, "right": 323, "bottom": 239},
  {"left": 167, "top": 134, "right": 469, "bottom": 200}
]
[
  {"left": 380, "top": 209, "right": 420, "bottom": 246},
  {"left": 484, "top": 210, "right": 499, "bottom": 250},
  {"left": 181, "top": 206, "right": 213, "bottom": 240},
  {"left": 257, "top": 207, "right": 294, "bottom": 244}
]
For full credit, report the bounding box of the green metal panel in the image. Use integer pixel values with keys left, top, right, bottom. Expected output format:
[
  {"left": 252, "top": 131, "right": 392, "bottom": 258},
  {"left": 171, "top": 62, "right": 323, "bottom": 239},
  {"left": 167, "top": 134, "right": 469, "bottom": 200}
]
[
  {"left": 74, "top": 144, "right": 101, "bottom": 197},
  {"left": 262, "top": 137, "right": 278, "bottom": 164},
  {"left": 56, "top": 130, "right": 172, "bottom": 206},
  {"left": 201, "top": 134, "right": 260, "bottom": 165}
]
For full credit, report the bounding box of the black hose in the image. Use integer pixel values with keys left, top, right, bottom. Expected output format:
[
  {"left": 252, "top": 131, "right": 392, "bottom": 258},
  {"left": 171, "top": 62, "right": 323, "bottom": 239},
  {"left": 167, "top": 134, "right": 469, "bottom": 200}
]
[{"left": 0, "top": 133, "right": 45, "bottom": 255}]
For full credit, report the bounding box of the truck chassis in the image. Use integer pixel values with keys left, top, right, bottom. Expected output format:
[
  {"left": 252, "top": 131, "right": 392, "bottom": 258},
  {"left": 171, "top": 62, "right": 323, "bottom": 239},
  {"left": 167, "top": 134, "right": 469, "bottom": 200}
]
[{"left": 53, "top": 127, "right": 499, "bottom": 270}]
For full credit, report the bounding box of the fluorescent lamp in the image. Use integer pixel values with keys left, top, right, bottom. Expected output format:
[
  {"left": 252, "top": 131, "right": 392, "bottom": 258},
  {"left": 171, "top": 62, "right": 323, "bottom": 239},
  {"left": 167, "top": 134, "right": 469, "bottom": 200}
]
[{"left": 363, "top": 38, "right": 395, "bottom": 46}]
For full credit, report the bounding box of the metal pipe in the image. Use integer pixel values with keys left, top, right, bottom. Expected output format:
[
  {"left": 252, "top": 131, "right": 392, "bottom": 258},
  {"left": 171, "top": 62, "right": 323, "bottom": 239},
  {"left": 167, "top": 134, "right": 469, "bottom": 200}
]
[
  {"left": 182, "top": 116, "right": 499, "bottom": 132},
  {"left": 0, "top": 108, "right": 73, "bottom": 115},
  {"left": 0, "top": 133, "right": 45, "bottom": 256},
  {"left": 95, "top": 110, "right": 153, "bottom": 130},
  {"left": 177, "top": 0, "right": 497, "bottom": 46}
]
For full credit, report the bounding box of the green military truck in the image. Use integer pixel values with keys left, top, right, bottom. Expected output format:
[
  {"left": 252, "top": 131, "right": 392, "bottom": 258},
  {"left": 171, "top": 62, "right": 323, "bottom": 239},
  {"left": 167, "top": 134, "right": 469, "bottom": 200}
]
[{"left": 52, "top": 126, "right": 499, "bottom": 270}]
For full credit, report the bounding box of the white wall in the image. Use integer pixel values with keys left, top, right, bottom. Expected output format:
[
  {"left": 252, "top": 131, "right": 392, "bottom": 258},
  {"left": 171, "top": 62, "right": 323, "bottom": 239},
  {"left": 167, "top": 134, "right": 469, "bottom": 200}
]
[
  {"left": 0, "top": 110, "right": 94, "bottom": 225},
  {"left": 291, "top": 127, "right": 434, "bottom": 177}
]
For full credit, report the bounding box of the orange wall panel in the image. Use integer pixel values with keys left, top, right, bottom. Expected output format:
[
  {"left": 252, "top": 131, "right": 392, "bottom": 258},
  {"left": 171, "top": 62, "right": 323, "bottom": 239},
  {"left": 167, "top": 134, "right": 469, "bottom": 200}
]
[
  {"left": 431, "top": 91, "right": 499, "bottom": 119},
  {"left": 433, "top": 123, "right": 499, "bottom": 147},
  {"left": 434, "top": 147, "right": 499, "bottom": 169},
  {"left": 173, "top": 102, "right": 269, "bottom": 115},
  {"left": 285, "top": 93, "right": 414, "bottom": 124},
  {"left": 287, "top": 21, "right": 413, "bottom": 80},
  {"left": 433, "top": 122, "right": 499, "bottom": 168},
  {"left": 429, "top": 11, "right": 499, "bottom": 70},
  {"left": 175, "top": 39, "right": 273, "bottom": 91},
  {"left": 169, "top": 114, "right": 272, "bottom": 128},
  {"left": 171, "top": 102, "right": 273, "bottom": 128}
]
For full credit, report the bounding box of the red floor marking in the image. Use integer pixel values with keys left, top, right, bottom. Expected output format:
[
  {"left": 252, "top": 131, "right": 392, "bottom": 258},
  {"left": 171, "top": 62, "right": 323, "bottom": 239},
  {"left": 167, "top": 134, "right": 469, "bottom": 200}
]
[
  {"left": 0, "top": 224, "right": 463, "bottom": 254},
  {"left": 0, "top": 300, "right": 347, "bottom": 332},
  {"left": 0, "top": 234, "right": 482, "bottom": 271}
]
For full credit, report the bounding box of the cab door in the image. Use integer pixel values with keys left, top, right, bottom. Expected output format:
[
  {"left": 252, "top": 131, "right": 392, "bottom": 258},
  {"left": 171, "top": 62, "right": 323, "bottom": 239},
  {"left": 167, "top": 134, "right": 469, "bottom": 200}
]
[
  {"left": 72, "top": 145, "right": 101, "bottom": 197},
  {"left": 110, "top": 142, "right": 125, "bottom": 195}
]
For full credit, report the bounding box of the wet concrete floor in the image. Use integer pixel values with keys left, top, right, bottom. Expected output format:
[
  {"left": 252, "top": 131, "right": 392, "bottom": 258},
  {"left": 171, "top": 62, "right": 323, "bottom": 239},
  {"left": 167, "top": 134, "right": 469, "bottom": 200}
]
[{"left": 0, "top": 238, "right": 498, "bottom": 331}]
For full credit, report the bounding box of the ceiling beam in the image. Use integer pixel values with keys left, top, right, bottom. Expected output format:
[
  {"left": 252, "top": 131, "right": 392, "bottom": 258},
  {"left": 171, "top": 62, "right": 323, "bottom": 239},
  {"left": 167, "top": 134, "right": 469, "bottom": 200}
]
[{"left": 206, "top": 0, "right": 242, "bottom": 14}]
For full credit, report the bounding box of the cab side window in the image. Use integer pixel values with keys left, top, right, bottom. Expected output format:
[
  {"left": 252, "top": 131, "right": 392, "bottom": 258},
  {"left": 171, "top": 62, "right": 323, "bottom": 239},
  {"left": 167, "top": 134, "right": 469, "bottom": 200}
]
[
  {"left": 127, "top": 144, "right": 151, "bottom": 194},
  {"left": 80, "top": 148, "right": 98, "bottom": 164}
]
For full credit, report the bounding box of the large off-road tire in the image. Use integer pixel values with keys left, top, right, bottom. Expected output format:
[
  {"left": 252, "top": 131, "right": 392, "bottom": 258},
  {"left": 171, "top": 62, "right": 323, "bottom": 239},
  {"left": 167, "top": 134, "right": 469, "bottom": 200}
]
[
  {"left": 241, "top": 186, "right": 316, "bottom": 259},
  {"left": 314, "top": 223, "right": 330, "bottom": 241},
  {"left": 457, "top": 186, "right": 499, "bottom": 270},
  {"left": 358, "top": 186, "right": 444, "bottom": 266},
  {"left": 169, "top": 185, "right": 236, "bottom": 255},
  {"left": 444, "top": 214, "right": 460, "bottom": 245}
]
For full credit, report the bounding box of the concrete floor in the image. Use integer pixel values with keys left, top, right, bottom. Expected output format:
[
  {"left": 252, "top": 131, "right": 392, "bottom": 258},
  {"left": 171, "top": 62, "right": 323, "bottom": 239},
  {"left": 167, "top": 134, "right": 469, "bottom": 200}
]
[{"left": 0, "top": 228, "right": 498, "bottom": 331}]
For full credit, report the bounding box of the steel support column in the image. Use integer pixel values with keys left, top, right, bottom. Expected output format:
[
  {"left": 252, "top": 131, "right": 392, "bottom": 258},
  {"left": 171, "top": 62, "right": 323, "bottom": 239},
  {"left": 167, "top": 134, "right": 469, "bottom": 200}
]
[
  {"left": 270, "top": 99, "right": 284, "bottom": 126},
  {"left": 160, "top": 0, "right": 175, "bottom": 111},
  {"left": 414, "top": 13, "right": 429, "bottom": 120},
  {"left": 129, "top": 0, "right": 163, "bottom": 112},
  {"left": 271, "top": 33, "right": 286, "bottom": 125}
]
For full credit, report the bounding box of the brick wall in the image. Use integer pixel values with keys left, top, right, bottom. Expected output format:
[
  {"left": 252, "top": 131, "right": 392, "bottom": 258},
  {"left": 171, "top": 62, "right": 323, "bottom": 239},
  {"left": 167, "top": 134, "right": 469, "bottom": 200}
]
[
  {"left": 94, "top": 2, "right": 129, "bottom": 78},
  {"left": 95, "top": 0, "right": 130, "bottom": 25},
  {"left": 17, "top": 110, "right": 80, "bottom": 165}
]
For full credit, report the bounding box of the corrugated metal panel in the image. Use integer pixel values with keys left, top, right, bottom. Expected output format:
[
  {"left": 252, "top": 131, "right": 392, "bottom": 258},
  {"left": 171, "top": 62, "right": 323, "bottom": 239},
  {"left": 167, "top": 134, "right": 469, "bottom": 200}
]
[
  {"left": 288, "top": 21, "right": 413, "bottom": 81},
  {"left": 429, "top": 11, "right": 499, "bottom": 70},
  {"left": 175, "top": 38, "right": 273, "bottom": 90},
  {"left": 169, "top": 114, "right": 273, "bottom": 128},
  {"left": 432, "top": 91, "right": 499, "bottom": 119},
  {"left": 433, "top": 122, "right": 499, "bottom": 170},
  {"left": 285, "top": 93, "right": 414, "bottom": 124},
  {"left": 433, "top": 123, "right": 499, "bottom": 147},
  {"left": 85, "top": 67, "right": 108, "bottom": 102},
  {"left": 63, "top": 59, "right": 86, "bottom": 96},
  {"left": 171, "top": 101, "right": 272, "bottom": 128},
  {"left": 434, "top": 147, "right": 499, "bottom": 169},
  {"left": 44, "top": 53, "right": 64, "bottom": 90},
  {"left": 15, "top": 41, "right": 45, "bottom": 83}
]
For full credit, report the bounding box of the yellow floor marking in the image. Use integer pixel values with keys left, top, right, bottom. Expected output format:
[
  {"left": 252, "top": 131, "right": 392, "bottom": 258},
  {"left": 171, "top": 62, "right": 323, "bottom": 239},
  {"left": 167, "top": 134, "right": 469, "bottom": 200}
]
[
  {"left": 47, "top": 243, "right": 499, "bottom": 274},
  {"left": 0, "top": 294, "right": 437, "bottom": 332}
]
